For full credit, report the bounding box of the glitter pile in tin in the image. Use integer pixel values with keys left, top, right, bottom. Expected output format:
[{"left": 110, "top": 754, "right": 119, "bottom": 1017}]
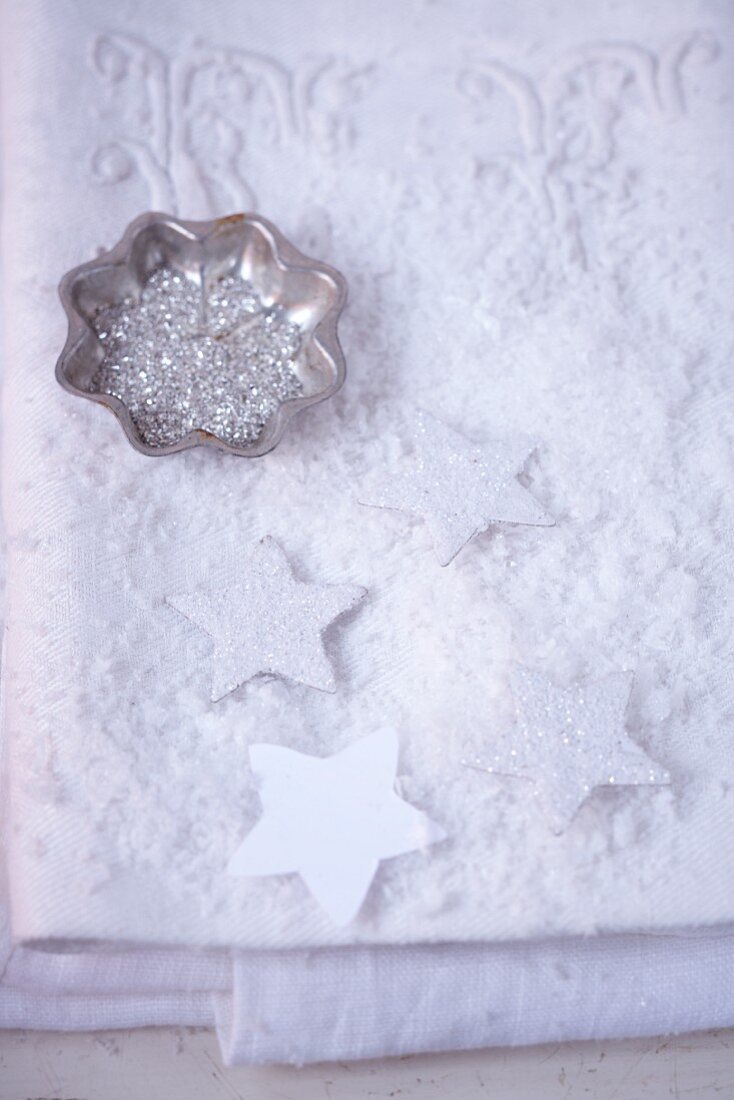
[{"left": 89, "top": 268, "right": 303, "bottom": 448}]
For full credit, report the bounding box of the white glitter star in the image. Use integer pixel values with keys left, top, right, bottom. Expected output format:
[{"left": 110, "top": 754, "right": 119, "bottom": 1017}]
[
  {"left": 360, "top": 409, "right": 553, "bottom": 565},
  {"left": 470, "top": 669, "right": 670, "bottom": 834},
  {"left": 166, "top": 537, "right": 365, "bottom": 701},
  {"left": 227, "top": 729, "right": 446, "bottom": 925}
]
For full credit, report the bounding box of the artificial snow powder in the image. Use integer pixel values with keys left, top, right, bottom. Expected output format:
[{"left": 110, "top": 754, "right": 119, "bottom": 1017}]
[{"left": 2, "top": 0, "right": 733, "bottom": 952}]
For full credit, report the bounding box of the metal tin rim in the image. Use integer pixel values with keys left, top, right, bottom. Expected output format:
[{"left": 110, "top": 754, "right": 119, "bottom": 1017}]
[{"left": 56, "top": 212, "right": 348, "bottom": 457}]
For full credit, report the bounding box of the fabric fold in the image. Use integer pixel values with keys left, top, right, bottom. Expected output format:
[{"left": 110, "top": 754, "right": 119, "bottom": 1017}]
[{"left": 217, "top": 934, "right": 734, "bottom": 1064}]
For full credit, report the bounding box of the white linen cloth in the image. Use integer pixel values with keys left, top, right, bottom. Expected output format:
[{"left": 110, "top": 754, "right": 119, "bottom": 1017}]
[
  {"left": 1, "top": 0, "right": 733, "bottom": 1064},
  {"left": 218, "top": 933, "right": 734, "bottom": 1064},
  {"left": 1, "top": 916, "right": 734, "bottom": 1062}
]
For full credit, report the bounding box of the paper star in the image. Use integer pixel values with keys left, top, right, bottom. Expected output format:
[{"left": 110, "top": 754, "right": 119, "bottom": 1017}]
[
  {"left": 360, "top": 409, "right": 553, "bottom": 565},
  {"left": 469, "top": 669, "right": 670, "bottom": 834},
  {"left": 166, "top": 537, "right": 365, "bottom": 701},
  {"left": 227, "top": 729, "right": 446, "bottom": 925}
]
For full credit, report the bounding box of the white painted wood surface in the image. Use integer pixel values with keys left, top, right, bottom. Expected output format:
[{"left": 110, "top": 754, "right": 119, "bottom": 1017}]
[{"left": 0, "top": 1028, "right": 732, "bottom": 1099}]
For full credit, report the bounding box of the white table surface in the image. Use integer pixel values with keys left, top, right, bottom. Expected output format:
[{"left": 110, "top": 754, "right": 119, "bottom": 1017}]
[{"left": 0, "top": 1028, "right": 731, "bottom": 1099}]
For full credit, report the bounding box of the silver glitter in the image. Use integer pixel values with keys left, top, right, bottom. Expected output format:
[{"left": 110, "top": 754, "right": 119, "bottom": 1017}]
[
  {"left": 359, "top": 409, "right": 554, "bottom": 566},
  {"left": 165, "top": 537, "right": 366, "bottom": 702},
  {"left": 467, "top": 669, "right": 670, "bottom": 834},
  {"left": 90, "top": 268, "right": 303, "bottom": 448}
]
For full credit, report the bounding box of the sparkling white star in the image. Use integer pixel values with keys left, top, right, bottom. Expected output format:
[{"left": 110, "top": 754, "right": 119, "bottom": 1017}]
[
  {"left": 360, "top": 409, "right": 553, "bottom": 565},
  {"left": 227, "top": 729, "right": 447, "bottom": 925},
  {"left": 467, "top": 668, "right": 670, "bottom": 834},
  {"left": 166, "top": 536, "right": 365, "bottom": 701}
]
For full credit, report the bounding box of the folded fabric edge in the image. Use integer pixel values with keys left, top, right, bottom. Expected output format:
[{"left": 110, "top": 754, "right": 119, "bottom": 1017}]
[
  {"left": 216, "top": 933, "right": 734, "bottom": 1065},
  {"left": 0, "top": 918, "right": 732, "bottom": 1062}
]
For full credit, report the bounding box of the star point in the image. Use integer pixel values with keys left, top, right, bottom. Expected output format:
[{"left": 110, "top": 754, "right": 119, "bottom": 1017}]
[
  {"left": 166, "top": 537, "right": 366, "bottom": 701},
  {"left": 360, "top": 409, "right": 553, "bottom": 565},
  {"left": 227, "top": 729, "right": 446, "bottom": 925}
]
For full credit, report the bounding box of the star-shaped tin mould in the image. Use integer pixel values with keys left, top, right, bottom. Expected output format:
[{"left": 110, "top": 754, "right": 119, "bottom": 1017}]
[{"left": 56, "top": 211, "right": 348, "bottom": 456}]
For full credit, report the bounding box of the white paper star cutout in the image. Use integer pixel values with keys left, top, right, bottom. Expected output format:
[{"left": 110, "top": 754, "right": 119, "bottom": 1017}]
[
  {"left": 227, "top": 729, "right": 447, "bottom": 925},
  {"left": 360, "top": 409, "right": 553, "bottom": 565},
  {"left": 166, "top": 537, "right": 365, "bottom": 701},
  {"left": 469, "top": 669, "right": 670, "bottom": 834}
]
